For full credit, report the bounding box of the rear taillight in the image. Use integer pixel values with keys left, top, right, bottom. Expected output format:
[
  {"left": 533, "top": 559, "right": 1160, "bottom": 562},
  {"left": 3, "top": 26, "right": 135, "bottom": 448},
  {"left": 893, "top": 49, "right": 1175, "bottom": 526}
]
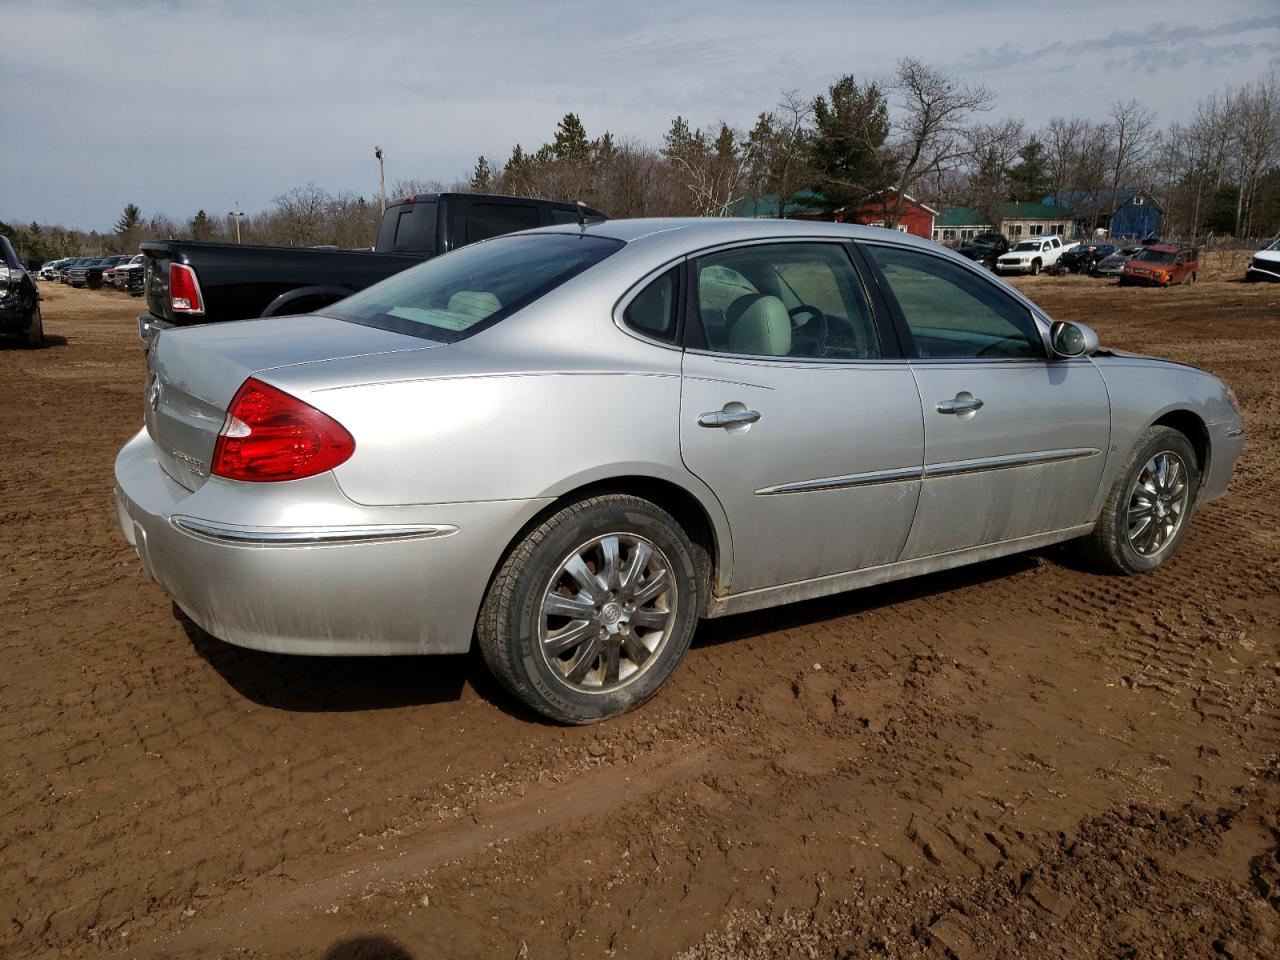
[
  {"left": 169, "top": 263, "right": 204, "bottom": 313},
  {"left": 211, "top": 378, "right": 355, "bottom": 482}
]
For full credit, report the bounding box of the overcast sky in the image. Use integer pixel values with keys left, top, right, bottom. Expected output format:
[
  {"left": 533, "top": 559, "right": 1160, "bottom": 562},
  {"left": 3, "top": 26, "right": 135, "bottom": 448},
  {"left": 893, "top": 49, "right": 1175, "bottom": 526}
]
[{"left": 2, "top": 0, "right": 1277, "bottom": 231}]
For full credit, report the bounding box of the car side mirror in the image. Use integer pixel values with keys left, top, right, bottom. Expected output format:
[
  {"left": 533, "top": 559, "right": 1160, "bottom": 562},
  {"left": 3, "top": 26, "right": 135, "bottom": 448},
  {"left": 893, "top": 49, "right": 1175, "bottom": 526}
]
[{"left": 1049, "top": 320, "right": 1099, "bottom": 358}]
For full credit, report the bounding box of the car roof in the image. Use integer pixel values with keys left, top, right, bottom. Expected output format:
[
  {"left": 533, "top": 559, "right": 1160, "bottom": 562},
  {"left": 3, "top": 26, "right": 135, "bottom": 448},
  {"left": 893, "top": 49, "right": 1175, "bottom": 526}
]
[{"left": 541, "top": 216, "right": 946, "bottom": 255}]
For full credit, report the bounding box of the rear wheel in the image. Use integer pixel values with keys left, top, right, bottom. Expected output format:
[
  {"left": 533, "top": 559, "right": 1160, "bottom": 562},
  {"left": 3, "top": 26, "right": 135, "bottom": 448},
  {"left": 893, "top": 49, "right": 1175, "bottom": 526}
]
[
  {"left": 1074, "top": 426, "right": 1200, "bottom": 574},
  {"left": 477, "top": 494, "right": 700, "bottom": 724},
  {"left": 1185, "top": 272, "right": 1196, "bottom": 286}
]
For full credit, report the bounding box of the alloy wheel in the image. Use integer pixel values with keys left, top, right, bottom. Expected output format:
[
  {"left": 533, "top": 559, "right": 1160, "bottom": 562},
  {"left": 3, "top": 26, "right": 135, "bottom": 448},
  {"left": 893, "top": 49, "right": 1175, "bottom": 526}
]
[
  {"left": 1126, "top": 451, "right": 1189, "bottom": 556},
  {"left": 538, "top": 533, "right": 678, "bottom": 693}
]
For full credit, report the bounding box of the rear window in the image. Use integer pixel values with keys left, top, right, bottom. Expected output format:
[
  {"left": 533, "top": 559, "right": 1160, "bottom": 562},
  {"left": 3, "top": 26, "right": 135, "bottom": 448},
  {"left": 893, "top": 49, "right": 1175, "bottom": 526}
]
[
  {"left": 377, "top": 201, "right": 438, "bottom": 255},
  {"left": 1135, "top": 249, "right": 1176, "bottom": 264},
  {"left": 327, "top": 233, "right": 623, "bottom": 342},
  {"left": 464, "top": 203, "right": 542, "bottom": 243}
]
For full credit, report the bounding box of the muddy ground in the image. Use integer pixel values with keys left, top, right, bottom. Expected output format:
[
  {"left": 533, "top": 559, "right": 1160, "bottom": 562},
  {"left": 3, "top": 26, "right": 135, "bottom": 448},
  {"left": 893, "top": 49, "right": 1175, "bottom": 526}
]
[{"left": 2, "top": 265, "right": 1278, "bottom": 960}]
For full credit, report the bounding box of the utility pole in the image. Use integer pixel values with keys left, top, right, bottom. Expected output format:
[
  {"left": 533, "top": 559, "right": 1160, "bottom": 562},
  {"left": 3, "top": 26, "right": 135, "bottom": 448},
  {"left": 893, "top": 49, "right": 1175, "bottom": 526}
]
[
  {"left": 228, "top": 204, "right": 246, "bottom": 244},
  {"left": 375, "top": 146, "right": 386, "bottom": 214}
]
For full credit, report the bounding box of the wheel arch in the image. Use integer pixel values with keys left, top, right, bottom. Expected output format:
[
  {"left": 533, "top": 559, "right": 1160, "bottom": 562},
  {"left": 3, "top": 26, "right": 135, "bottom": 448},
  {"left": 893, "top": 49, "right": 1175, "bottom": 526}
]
[
  {"left": 486, "top": 472, "right": 732, "bottom": 620},
  {"left": 1150, "top": 408, "right": 1210, "bottom": 477},
  {"left": 260, "top": 285, "right": 354, "bottom": 317}
]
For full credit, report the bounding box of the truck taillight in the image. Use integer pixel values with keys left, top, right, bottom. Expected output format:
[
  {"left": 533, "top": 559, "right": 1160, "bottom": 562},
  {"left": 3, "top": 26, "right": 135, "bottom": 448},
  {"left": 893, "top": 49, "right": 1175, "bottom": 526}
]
[
  {"left": 169, "top": 263, "right": 204, "bottom": 313},
  {"left": 211, "top": 378, "right": 355, "bottom": 482}
]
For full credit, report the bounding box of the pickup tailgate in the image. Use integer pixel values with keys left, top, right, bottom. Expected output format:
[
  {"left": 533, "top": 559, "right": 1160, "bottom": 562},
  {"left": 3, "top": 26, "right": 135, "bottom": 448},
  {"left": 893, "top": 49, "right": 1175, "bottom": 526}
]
[{"left": 145, "top": 315, "right": 433, "bottom": 491}]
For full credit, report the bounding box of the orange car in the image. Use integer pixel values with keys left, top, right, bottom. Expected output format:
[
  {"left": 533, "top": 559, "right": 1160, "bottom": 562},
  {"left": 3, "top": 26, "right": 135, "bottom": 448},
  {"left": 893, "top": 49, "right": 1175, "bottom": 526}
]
[{"left": 1120, "top": 244, "right": 1198, "bottom": 286}]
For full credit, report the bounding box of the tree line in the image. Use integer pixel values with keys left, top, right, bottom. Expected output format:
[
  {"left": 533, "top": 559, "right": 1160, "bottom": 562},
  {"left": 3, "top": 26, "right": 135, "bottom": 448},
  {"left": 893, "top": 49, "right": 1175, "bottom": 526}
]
[{"left": 6, "top": 60, "right": 1277, "bottom": 262}]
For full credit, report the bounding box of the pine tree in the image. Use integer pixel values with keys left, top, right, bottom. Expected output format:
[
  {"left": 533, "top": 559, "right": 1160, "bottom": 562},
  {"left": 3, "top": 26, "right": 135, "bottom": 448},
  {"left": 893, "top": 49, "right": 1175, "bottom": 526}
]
[
  {"left": 189, "top": 209, "right": 212, "bottom": 240},
  {"left": 810, "top": 76, "right": 892, "bottom": 213},
  {"left": 115, "top": 204, "right": 142, "bottom": 237},
  {"left": 552, "top": 113, "right": 591, "bottom": 162},
  {"left": 471, "top": 156, "right": 493, "bottom": 191}
]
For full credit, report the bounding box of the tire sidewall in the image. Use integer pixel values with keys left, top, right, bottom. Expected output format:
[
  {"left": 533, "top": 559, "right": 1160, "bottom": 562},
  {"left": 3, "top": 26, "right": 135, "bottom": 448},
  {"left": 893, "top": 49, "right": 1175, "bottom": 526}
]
[
  {"left": 1111, "top": 429, "right": 1201, "bottom": 573},
  {"left": 503, "top": 500, "right": 699, "bottom": 723}
]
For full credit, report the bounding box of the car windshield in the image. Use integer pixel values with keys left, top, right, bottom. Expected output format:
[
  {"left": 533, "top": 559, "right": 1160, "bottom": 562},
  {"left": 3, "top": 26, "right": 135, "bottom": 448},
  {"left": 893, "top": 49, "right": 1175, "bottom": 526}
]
[
  {"left": 326, "top": 233, "right": 623, "bottom": 342},
  {"left": 1012, "top": 241, "right": 1040, "bottom": 252},
  {"left": 1135, "top": 249, "right": 1176, "bottom": 264}
]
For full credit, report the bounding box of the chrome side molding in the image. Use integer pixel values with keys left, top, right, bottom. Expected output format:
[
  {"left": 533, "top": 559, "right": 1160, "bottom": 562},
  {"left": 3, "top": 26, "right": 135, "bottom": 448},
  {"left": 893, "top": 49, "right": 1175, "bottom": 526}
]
[{"left": 755, "top": 448, "right": 1100, "bottom": 496}]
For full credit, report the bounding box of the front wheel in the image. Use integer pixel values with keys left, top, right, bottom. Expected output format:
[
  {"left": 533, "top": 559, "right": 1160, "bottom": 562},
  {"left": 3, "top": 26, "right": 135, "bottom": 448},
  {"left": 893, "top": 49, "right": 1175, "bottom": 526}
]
[
  {"left": 1030, "top": 259, "right": 1042, "bottom": 276},
  {"left": 23, "top": 304, "right": 43, "bottom": 347},
  {"left": 1074, "top": 426, "right": 1200, "bottom": 574},
  {"left": 477, "top": 494, "right": 701, "bottom": 724}
]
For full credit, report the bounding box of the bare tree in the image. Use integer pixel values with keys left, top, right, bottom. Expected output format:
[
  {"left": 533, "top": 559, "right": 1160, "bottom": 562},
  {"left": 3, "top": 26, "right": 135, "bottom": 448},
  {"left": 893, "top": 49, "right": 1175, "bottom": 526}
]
[
  {"left": 745, "top": 91, "right": 815, "bottom": 217},
  {"left": 662, "top": 118, "right": 755, "bottom": 217},
  {"left": 1231, "top": 73, "right": 1280, "bottom": 237},
  {"left": 886, "top": 58, "right": 993, "bottom": 226},
  {"left": 1104, "top": 99, "right": 1160, "bottom": 236},
  {"left": 962, "top": 118, "right": 1025, "bottom": 219}
]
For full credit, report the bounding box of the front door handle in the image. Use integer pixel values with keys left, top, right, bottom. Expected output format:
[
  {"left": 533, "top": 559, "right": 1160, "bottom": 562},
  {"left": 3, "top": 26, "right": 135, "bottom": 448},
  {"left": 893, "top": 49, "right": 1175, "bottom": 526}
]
[
  {"left": 936, "top": 395, "right": 984, "bottom": 415},
  {"left": 698, "top": 408, "right": 761, "bottom": 429}
]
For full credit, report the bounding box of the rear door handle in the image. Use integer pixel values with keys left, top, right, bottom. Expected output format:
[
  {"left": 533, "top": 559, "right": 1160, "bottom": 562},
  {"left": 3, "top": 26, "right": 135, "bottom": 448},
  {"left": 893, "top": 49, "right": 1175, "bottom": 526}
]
[
  {"left": 936, "top": 396, "right": 984, "bottom": 415},
  {"left": 698, "top": 409, "right": 761, "bottom": 428}
]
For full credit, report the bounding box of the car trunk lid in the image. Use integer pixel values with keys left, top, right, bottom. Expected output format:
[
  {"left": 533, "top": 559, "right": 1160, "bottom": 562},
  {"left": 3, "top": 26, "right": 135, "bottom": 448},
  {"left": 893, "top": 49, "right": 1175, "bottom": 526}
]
[{"left": 145, "top": 315, "right": 435, "bottom": 491}]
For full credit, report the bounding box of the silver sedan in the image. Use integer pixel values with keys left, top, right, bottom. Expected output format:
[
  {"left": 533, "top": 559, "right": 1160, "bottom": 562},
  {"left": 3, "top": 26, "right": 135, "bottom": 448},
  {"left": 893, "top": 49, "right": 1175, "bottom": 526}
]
[{"left": 114, "top": 219, "right": 1244, "bottom": 723}]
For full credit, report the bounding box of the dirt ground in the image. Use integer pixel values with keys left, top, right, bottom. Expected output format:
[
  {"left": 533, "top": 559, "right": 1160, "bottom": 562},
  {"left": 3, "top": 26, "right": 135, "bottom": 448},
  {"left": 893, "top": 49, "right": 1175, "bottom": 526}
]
[{"left": 2, "top": 266, "right": 1278, "bottom": 960}]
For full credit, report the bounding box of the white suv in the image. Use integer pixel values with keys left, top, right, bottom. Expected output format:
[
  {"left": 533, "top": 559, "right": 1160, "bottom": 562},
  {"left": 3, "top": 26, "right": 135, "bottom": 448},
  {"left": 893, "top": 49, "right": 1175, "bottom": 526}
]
[{"left": 995, "top": 236, "right": 1063, "bottom": 275}]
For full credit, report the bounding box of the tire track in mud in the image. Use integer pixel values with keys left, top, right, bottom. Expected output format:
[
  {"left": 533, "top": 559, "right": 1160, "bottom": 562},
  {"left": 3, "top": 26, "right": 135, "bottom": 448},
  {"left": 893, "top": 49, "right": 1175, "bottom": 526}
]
[{"left": 2, "top": 281, "right": 1278, "bottom": 959}]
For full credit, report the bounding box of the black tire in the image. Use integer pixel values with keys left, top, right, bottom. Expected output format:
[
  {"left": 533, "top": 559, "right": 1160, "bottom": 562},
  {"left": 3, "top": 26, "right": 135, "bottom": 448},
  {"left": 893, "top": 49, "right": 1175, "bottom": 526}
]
[
  {"left": 1185, "top": 272, "right": 1196, "bottom": 286},
  {"left": 1073, "top": 426, "right": 1201, "bottom": 574},
  {"left": 477, "top": 494, "right": 701, "bottom": 724},
  {"left": 23, "top": 304, "right": 43, "bottom": 347},
  {"left": 1030, "top": 259, "right": 1041, "bottom": 276}
]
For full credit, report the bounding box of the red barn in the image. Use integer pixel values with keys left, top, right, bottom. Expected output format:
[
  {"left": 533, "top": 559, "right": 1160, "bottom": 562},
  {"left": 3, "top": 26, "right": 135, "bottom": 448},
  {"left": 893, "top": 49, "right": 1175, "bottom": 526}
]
[{"left": 836, "top": 188, "right": 938, "bottom": 239}]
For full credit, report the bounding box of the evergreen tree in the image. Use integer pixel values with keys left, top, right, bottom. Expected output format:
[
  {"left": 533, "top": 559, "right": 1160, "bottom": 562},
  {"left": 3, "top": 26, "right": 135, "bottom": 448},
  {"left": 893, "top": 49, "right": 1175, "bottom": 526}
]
[
  {"left": 471, "top": 156, "right": 493, "bottom": 191},
  {"left": 809, "top": 76, "right": 892, "bottom": 212},
  {"left": 189, "top": 209, "right": 212, "bottom": 240},
  {"left": 1008, "top": 137, "right": 1051, "bottom": 202},
  {"left": 114, "top": 203, "right": 142, "bottom": 237},
  {"left": 552, "top": 113, "right": 591, "bottom": 162}
]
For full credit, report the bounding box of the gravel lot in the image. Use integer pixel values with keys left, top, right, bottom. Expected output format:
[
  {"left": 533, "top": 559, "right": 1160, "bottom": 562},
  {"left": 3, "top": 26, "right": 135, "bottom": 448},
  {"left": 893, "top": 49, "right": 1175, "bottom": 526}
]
[{"left": 2, "top": 267, "right": 1278, "bottom": 959}]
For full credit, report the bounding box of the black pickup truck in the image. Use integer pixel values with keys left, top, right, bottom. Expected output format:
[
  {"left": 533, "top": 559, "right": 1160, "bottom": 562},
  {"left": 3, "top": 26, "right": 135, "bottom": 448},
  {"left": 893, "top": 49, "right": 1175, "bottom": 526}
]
[{"left": 138, "top": 192, "right": 604, "bottom": 344}]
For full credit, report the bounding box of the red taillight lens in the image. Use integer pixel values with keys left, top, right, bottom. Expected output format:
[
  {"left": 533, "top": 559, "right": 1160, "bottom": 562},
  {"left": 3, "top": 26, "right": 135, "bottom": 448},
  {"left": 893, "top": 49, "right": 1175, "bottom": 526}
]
[
  {"left": 211, "top": 378, "right": 355, "bottom": 482},
  {"left": 169, "top": 263, "right": 204, "bottom": 313}
]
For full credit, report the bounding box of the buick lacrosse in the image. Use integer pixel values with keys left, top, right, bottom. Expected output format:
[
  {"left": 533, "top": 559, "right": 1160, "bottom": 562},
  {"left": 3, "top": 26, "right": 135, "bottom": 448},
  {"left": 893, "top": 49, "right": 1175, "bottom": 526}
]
[{"left": 114, "top": 219, "right": 1244, "bottom": 723}]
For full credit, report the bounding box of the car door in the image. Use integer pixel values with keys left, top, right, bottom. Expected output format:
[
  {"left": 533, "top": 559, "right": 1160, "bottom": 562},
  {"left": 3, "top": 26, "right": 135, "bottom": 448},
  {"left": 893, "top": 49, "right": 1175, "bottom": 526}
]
[
  {"left": 860, "top": 241, "right": 1110, "bottom": 559},
  {"left": 676, "top": 240, "right": 924, "bottom": 595}
]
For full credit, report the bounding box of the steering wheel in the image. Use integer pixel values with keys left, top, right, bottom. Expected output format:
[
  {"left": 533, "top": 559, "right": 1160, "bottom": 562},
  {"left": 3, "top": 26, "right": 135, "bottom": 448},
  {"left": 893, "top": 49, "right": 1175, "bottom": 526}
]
[{"left": 788, "top": 304, "right": 829, "bottom": 355}]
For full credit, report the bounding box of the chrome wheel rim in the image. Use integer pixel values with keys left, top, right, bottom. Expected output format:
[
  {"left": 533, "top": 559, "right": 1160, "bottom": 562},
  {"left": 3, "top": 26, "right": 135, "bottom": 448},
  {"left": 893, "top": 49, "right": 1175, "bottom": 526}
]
[
  {"left": 1127, "top": 451, "right": 1189, "bottom": 556},
  {"left": 538, "top": 533, "right": 677, "bottom": 694}
]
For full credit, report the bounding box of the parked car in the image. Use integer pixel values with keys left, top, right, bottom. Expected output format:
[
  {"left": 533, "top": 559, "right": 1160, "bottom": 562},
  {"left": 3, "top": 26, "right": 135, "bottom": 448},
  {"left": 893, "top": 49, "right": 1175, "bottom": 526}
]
[
  {"left": 1244, "top": 236, "right": 1280, "bottom": 283},
  {"left": 954, "top": 232, "right": 1009, "bottom": 269},
  {"left": 114, "top": 218, "right": 1244, "bottom": 723},
  {"left": 995, "top": 236, "right": 1064, "bottom": 275},
  {"left": 99, "top": 255, "right": 133, "bottom": 287},
  {"left": 1092, "top": 245, "right": 1144, "bottom": 277},
  {"left": 1058, "top": 242, "right": 1114, "bottom": 274},
  {"left": 0, "top": 234, "right": 43, "bottom": 346},
  {"left": 66, "top": 258, "right": 102, "bottom": 287},
  {"left": 1120, "top": 245, "right": 1198, "bottom": 286},
  {"left": 113, "top": 254, "right": 144, "bottom": 290},
  {"left": 38, "top": 258, "right": 69, "bottom": 281},
  {"left": 136, "top": 192, "right": 605, "bottom": 346}
]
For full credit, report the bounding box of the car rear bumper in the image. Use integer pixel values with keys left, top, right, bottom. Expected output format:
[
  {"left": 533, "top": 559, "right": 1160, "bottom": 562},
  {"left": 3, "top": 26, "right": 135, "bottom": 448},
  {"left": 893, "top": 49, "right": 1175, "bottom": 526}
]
[{"left": 113, "top": 428, "right": 551, "bottom": 655}]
